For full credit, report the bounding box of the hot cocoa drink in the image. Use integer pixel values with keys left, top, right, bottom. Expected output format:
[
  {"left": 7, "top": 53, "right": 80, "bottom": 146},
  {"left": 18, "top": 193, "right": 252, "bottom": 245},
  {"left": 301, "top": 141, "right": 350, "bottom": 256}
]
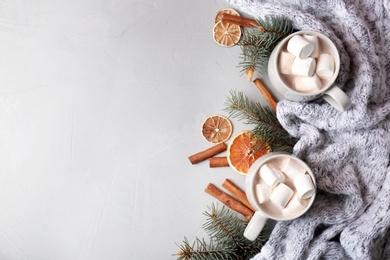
[
  {"left": 253, "top": 156, "right": 315, "bottom": 219},
  {"left": 278, "top": 33, "right": 336, "bottom": 94}
]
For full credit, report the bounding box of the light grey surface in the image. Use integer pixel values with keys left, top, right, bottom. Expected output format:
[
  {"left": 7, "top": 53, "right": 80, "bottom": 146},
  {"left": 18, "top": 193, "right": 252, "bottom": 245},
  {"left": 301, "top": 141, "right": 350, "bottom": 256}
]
[{"left": 0, "top": 1, "right": 276, "bottom": 259}]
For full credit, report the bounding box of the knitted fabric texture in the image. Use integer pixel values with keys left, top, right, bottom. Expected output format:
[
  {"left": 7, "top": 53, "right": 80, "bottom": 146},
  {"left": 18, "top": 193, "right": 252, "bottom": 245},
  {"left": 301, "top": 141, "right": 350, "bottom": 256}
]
[{"left": 225, "top": 0, "right": 390, "bottom": 259}]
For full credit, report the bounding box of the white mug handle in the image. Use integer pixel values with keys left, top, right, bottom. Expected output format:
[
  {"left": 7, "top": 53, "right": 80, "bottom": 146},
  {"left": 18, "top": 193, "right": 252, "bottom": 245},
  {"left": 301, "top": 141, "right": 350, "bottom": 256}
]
[
  {"left": 244, "top": 211, "right": 268, "bottom": 241},
  {"left": 323, "top": 86, "right": 351, "bottom": 111}
]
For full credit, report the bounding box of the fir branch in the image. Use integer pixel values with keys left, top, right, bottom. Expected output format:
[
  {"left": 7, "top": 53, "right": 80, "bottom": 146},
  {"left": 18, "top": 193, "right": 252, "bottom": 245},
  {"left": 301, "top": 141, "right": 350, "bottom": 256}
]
[
  {"left": 175, "top": 204, "right": 268, "bottom": 260},
  {"left": 204, "top": 204, "right": 266, "bottom": 259},
  {"left": 203, "top": 204, "right": 246, "bottom": 243},
  {"left": 238, "top": 43, "right": 270, "bottom": 75},
  {"left": 224, "top": 91, "right": 297, "bottom": 153},
  {"left": 176, "top": 237, "right": 236, "bottom": 260},
  {"left": 224, "top": 91, "right": 281, "bottom": 128},
  {"left": 238, "top": 15, "right": 294, "bottom": 76},
  {"left": 257, "top": 16, "right": 294, "bottom": 36}
]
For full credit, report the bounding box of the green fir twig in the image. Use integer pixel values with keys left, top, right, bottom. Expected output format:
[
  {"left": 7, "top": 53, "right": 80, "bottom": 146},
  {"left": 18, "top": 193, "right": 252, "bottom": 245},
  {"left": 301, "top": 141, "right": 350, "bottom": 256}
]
[
  {"left": 175, "top": 204, "right": 268, "bottom": 260},
  {"left": 224, "top": 91, "right": 297, "bottom": 153},
  {"left": 238, "top": 16, "right": 294, "bottom": 77},
  {"left": 175, "top": 237, "right": 235, "bottom": 260}
]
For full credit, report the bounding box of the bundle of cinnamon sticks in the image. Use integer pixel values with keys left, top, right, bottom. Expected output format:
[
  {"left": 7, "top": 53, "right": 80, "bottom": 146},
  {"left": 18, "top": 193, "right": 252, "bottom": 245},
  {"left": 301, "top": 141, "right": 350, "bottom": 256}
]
[
  {"left": 205, "top": 179, "right": 255, "bottom": 221},
  {"left": 188, "top": 143, "right": 229, "bottom": 168}
]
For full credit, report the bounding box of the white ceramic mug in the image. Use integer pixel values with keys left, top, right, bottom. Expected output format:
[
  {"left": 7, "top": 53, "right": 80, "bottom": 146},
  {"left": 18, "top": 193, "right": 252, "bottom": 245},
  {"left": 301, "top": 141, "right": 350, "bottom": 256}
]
[
  {"left": 268, "top": 30, "right": 351, "bottom": 111},
  {"left": 244, "top": 152, "right": 316, "bottom": 241}
]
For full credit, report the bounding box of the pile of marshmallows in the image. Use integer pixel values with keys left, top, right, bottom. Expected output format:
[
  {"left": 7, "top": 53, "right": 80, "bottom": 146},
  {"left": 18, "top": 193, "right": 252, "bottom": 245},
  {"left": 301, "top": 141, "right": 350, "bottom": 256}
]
[
  {"left": 255, "top": 158, "right": 316, "bottom": 214},
  {"left": 279, "top": 34, "right": 335, "bottom": 93}
]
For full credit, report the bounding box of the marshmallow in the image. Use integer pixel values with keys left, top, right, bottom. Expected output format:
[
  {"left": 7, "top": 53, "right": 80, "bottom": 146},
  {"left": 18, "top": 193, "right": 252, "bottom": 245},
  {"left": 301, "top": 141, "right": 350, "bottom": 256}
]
[
  {"left": 294, "top": 74, "right": 323, "bottom": 93},
  {"left": 287, "top": 35, "right": 315, "bottom": 59},
  {"left": 284, "top": 193, "right": 308, "bottom": 214},
  {"left": 255, "top": 183, "right": 271, "bottom": 204},
  {"left": 316, "top": 54, "right": 334, "bottom": 78},
  {"left": 292, "top": 57, "right": 316, "bottom": 77},
  {"left": 269, "top": 183, "right": 294, "bottom": 209},
  {"left": 278, "top": 51, "right": 295, "bottom": 75},
  {"left": 303, "top": 34, "right": 319, "bottom": 58},
  {"left": 294, "top": 174, "right": 316, "bottom": 199},
  {"left": 280, "top": 158, "right": 307, "bottom": 179},
  {"left": 259, "top": 163, "right": 285, "bottom": 188}
]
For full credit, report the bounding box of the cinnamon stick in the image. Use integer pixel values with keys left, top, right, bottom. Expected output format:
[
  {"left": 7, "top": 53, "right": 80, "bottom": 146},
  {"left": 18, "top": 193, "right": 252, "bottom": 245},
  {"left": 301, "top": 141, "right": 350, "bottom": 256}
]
[
  {"left": 253, "top": 78, "right": 278, "bottom": 111},
  {"left": 188, "top": 143, "right": 227, "bottom": 164},
  {"left": 209, "top": 157, "right": 229, "bottom": 168},
  {"left": 221, "top": 13, "right": 261, "bottom": 30},
  {"left": 222, "top": 14, "right": 288, "bottom": 35},
  {"left": 222, "top": 179, "right": 255, "bottom": 212},
  {"left": 205, "top": 183, "right": 254, "bottom": 221}
]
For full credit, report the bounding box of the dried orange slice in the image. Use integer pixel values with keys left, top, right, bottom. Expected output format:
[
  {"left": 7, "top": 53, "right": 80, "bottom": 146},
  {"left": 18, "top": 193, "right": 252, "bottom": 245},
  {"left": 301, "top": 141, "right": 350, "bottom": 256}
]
[
  {"left": 213, "top": 20, "right": 241, "bottom": 47},
  {"left": 202, "top": 115, "right": 233, "bottom": 144},
  {"left": 214, "top": 8, "right": 240, "bottom": 24},
  {"left": 227, "top": 131, "right": 269, "bottom": 175}
]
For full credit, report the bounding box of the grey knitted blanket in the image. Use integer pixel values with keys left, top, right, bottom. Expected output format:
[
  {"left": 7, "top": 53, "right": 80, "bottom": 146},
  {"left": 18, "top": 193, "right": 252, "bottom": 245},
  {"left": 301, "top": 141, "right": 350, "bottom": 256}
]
[{"left": 224, "top": 0, "right": 390, "bottom": 259}]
